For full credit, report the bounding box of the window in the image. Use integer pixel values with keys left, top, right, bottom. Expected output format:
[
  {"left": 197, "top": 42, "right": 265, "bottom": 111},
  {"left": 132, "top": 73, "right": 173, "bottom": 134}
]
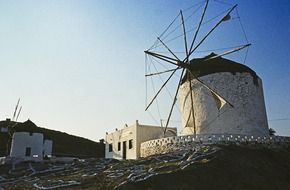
[
  {"left": 109, "top": 144, "right": 113, "bottom": 152},
  {"left": 118, "top": 142, "right": 121, "bottom": 151},
  {"left": 129, "top": 139, "right": 133, "bottom": 149},
  {"left": 25, "top": 147, "right": 31, "bottom": 156}
]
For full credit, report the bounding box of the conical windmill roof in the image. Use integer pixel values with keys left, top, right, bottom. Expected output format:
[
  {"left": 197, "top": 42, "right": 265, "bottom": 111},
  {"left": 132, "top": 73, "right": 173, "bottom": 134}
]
[{"left": 184, "top": 53, "right": 258, "bottom": 81}]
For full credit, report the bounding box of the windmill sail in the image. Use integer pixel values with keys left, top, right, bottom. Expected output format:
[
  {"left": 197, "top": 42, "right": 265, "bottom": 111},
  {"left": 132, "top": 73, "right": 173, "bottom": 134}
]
[{"left": 210, "top": 91, "right": 227, "bottom": 110}]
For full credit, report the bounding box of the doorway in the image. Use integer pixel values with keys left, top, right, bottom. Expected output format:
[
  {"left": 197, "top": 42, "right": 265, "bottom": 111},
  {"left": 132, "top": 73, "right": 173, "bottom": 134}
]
[
  {"left": 25, "top": 147, "right": 31, "bottom": 156},
  {"left": 122, "top": 141, "right": 127, "bottom": 160}
]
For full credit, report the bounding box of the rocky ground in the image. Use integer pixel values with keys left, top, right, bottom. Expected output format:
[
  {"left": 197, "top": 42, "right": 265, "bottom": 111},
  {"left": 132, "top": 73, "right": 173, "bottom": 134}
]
[{"left": 1, "top": 144, "right": 290, "bottom": 190}]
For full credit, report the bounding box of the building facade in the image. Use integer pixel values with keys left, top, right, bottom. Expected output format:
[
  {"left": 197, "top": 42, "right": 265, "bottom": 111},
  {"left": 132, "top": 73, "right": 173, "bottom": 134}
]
[
  {"left": 10, "top": 132, "right": 53, "bottom": 161},
  {"left": 105, "top": 120, "right": 177, "bottom": 160}
]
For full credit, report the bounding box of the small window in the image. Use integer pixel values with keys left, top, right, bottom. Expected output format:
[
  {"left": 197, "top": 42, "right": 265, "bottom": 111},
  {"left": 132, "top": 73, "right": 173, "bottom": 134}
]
[
  {"left": 109, "top": 144, "right": 113, "bottom": 152},
  {"left": 129, "top": 139, "right": 133, "bottom": 149},
  {"left": 118, "top": 142, "right": 121, "bottom": 151},
  {"left": 25, "top": 147, "right": 31, "bottom": 156}
]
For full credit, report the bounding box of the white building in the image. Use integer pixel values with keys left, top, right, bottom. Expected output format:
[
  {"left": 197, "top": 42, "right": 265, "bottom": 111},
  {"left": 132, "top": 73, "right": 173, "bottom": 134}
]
[
  {"left": 179, "top": 54, "right": 269, "bottom": 136},
  {"left": 105, "top": 120, "right": 177, "bottom": 160},
  {"left": 10, "top": 132, "right": 53, "bottom": 161}
]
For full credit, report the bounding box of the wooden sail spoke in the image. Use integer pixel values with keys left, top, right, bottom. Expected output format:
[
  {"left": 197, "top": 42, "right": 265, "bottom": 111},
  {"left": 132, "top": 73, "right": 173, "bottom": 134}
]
[
  {"left": 145, "top": 68, "right": 178, "bottom": 111},
  {"left": 164, "top": 68, "right": 186, "bottom": 135},
  {"left": 188, "top": 0, "right": 209, "bottom": 55},
  {"left": 157, "top": 37, "right": 181, "bottom": 62},
  {"left": 144, "top": 50, "right": 180, "bottom": 67},
  {"left": 180, "top": 10, "right": 189, "bottom": 62},
  {"left": 187, "top": 74, "right": 196, "bottom": 136},
  {"left": 204, "top": 43, "right": 251, "bottom": 61},
  {"left": 12, "top": 98, "right": 20, "bottom": 121},
  {"left": 145, "top": 67, "right": 181, "bottom": 77},
  {"left": 183, "top": 4, "right": 238, "bottom": 62}
]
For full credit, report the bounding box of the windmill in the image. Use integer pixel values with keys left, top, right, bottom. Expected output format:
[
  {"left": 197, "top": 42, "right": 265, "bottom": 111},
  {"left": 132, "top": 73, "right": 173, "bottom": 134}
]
[
  {"left": 144, "top": 0, "right": 251, "bottom": 137},
  {"left": 6, "top": 98, "right": 22, "bottom": 155}
]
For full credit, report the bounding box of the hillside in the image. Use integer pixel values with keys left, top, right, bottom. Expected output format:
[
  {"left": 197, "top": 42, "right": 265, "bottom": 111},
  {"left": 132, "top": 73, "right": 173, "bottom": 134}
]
[
  {"left": 0, "top": 144, "right": 290, "bottom": 190},
  {"left": 119, "top": 145, "right": 290, "bottom": 190},
  {"left": 0, "top": 119, "right": 104, "bottom": 158}
]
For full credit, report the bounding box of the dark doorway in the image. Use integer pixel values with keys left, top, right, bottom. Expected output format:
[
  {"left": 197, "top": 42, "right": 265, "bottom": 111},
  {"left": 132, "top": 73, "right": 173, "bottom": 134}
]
[
  {"left": 25, "top": 147, "right": 31, "bottom": 156},
  {"left": 122, "top": 141, "right": 127, "bottom": 160}
]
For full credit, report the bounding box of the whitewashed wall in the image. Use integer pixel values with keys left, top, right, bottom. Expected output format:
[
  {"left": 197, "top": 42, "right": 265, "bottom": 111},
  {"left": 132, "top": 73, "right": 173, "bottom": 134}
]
[
  {"left": 105, "top": 123, "right": 137, "bottom": 160},
  {"left": 10, "top": 132, "right": 44, "bottom": 161},
  {"left": 179, "top": 72, "right": 269, "bottom": 136},
  {"left": 43, "top": 140, "right": 53, "bottom": 157},
  {"left": 105, "top": 121, "right": 177, "bottom": 160}
]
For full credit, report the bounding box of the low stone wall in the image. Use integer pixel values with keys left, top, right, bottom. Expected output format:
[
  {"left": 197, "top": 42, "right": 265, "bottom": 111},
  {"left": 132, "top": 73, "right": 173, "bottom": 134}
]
[{"left": 140, "top": 134, "right": 290, "bottom": 158}]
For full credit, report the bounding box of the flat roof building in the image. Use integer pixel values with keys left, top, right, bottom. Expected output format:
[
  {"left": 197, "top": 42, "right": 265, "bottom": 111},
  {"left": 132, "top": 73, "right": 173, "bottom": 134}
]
[{"left": 105, "top": 120, "right": 176, "bottom": 160}]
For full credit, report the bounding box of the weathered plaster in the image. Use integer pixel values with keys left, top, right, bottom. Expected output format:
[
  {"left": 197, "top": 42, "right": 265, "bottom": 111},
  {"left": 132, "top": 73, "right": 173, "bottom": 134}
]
[{"left": 179, "top": 72, "right": 269, "bottom": 136}]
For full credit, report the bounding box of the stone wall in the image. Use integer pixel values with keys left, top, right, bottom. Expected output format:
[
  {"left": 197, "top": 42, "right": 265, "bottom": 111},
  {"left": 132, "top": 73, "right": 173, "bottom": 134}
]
[{"left": 140, "top": 134, "right": 290, "bottom": 158}]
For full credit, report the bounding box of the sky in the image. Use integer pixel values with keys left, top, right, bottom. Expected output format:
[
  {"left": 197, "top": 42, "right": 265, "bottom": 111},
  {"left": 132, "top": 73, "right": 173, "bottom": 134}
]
[{"left": 0, "top": 0, "right": 289, "bottom": 141}]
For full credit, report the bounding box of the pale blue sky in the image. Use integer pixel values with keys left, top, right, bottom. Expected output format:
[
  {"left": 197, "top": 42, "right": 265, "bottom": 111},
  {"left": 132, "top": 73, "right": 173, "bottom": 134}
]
[{"left": 0, "top": 0, "right": 289, "bottom": 141}]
